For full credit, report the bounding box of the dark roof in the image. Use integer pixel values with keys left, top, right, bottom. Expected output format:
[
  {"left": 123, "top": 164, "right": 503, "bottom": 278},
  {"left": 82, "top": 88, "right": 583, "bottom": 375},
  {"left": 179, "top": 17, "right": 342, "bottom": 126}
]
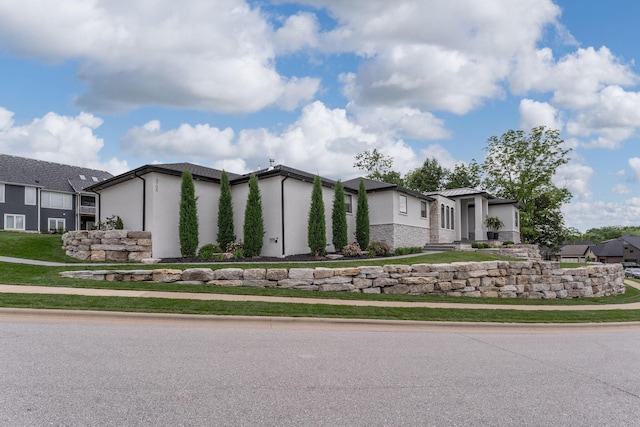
[
  {"left": 0, "top": 153, "right": 112, "bottom": 193},
  {"left": 592, "top": 239, "right": 623, "bottom": 257},
  {"left": 342, "top": 177, "right": 434, "bottom": 201},
  {"left": 231, "top": 164, "right": 345, "bottom": 190},
  {"left": 558, "top": 244, "right": 592, "bottom": 257},
  {"left": 88, "top": 162, "right": 242, "bottom": 191},
  {"left": 622, "top": 234, "right": 640, "bottom": 249}
]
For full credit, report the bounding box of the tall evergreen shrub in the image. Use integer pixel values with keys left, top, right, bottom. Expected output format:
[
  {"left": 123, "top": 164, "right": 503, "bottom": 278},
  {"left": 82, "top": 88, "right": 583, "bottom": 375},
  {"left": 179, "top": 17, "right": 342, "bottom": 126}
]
[
  {"left": 308, "top": 175, "right": 327, "bottom": 256},
  {"left": 179, "top": 170, "right": 199, "bottom": 257},
  {"left": 243, "top": 174, "right": 264, "bottom": 257},
  {"left": 217, "top": 171, "right": 235, "bottom": 251},
  {"left": 355, "top": 179, "right": 370, "bottom": 249},
  {"left": 331, "top": 180, "right": 348, "bottom": 252}
]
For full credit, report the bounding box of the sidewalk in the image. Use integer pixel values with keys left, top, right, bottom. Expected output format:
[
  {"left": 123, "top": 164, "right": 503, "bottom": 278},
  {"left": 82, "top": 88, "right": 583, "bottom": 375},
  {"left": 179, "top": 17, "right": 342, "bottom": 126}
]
[{"left": 2, "top": 281, "right": 640, "bottom": 311}]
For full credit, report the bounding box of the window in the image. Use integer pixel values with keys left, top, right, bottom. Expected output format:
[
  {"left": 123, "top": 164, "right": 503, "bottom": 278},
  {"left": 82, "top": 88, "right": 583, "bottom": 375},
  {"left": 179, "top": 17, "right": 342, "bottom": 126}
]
[
  {"left": 48, "top": 218, "right": 65, "bottom": 232},
  {"left": 451, "top": 207, "right": 454, "bottom": 230},
  {"left": 41, "top": 191, "right": 72, "bottom": 210},
  {"left": 0, "top": 183, "right": 4, "bottom": 203},
  {"left": 4, "top": 214, "right": 25, "bottom": 231},
  {"left": 399, "top": 194, "right": 407, "bottom": 214},
  {"left": 420, "top": 201, "right": 428, "bottom": 219},
  {"left": 441, "top": 204, "right": 445, "bottom": 228},
  {"left": 446, "top": 206, "right": 450, "bottom": 229},
  {"left": 92, "top": 176, "right": 99, "bottom": 182},
  {"left": 25, "top": 187, "right": 36, "bottom": 205},
  {"left": 515, "top": 211, "right": 519, "bottom": 227},
  {"left": 79, "top": 175, "right": 86, "bottom": 180},
  {"left": 344, "top": 194, "right": 353, "bottom": 213}
]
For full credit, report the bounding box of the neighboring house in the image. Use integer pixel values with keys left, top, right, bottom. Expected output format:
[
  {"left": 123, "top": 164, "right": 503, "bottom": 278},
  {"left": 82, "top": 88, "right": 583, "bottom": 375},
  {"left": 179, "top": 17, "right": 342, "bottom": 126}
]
[
  {"left": 557, "top": 244, "right": 596, "bottom": 263},
  {"left": 0, "top": 154, "right": 112, "bottom": 233},
  {"left": 89, "top": 162, "right": 521, "bottom": 258},
  {"left": 591, "top": 236, "right": 640, "bottom": 264}
]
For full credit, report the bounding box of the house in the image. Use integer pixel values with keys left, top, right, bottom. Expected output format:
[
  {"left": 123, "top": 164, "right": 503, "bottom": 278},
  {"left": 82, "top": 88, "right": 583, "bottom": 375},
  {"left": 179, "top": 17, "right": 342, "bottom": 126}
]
[
  {"left": 0, "top": 154, "right": 112, "bottom": 233},
  {"left": 591, "top": 235, "right": 640, "bottom": 265},
  {"left": 88, "top": 161, "right": 521, "bottom": 258},
  {"left": 426, "top": 188, "right": 521, "bottom": 243},
  {"left": 557, "top": 244, "right": 597, "bottom": 263}
]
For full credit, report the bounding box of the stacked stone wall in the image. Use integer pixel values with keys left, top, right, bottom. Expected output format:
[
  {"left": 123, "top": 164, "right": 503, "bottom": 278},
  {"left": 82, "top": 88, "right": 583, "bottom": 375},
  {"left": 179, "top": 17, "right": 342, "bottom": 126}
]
[
  {"left": 370, "top": 224, "right": 430, "bottom": 250},
  {"left": 60, "top": 260, "right": 625, "bottom": 299},
  {"left": 62, "top": 230, "right": 152, "bottom": 262}
]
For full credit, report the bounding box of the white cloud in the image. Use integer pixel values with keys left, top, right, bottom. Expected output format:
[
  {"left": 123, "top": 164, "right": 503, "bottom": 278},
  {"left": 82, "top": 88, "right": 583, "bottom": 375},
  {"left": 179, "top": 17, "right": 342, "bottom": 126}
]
[
  {"left": 416, "top": 145, "right": 458, "bottom": 170},
  {"left": 564, "top": 198, "right": 640, "bottom": 231},
  {"left": 312, "top": 0, "right": 561, "bottom": 114},
  {"left": 274, "top": 12, "right": 319, "bottom": 53},
  {"left": 611, "top": 184, "right": 631, "bottom": 195},
  {"left": 519, "top": 99, "right": 563, "bottom": 131},
  {"left": 0, "top": 0, "right": 320, "bottom": 113},
  {"left": 121, "top": 121, "right": 236, "bottom": 161},
  {"left": 347, "top": 104, "right": 451, "bottom": 140},
  {"left": 554, "top": 163, "right": 594, "bottom": 199},
  {"left": 119, "top": 101, "right": 423, "bottom": 179},
  {"left": 630, "top": 157, "right": 640, "bottom": 182},
  {"left": 0, "top": 107, "right": 128, "bottom": 174}
]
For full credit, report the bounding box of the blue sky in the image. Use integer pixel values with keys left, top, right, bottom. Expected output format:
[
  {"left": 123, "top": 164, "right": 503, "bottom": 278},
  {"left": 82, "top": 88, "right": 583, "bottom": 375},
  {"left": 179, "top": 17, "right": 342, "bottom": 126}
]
[{"left": 1, "top": 0, "right": 639, "bottom": 232}]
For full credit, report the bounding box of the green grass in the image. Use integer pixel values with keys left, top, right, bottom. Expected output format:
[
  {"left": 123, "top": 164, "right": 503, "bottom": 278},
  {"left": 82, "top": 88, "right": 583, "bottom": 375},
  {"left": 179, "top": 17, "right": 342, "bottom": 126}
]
[
  {"left": 0, "top": 231, "right": 82, "bottom": 263},
  {"left": 2, "top": 261, "right": 639, "bottom": 306},
  {"left": 1, "top": 232, "right": 639, "bottom": 323},
  {"left": 1, "top": 293, "right": 639, "bottom": 323}
]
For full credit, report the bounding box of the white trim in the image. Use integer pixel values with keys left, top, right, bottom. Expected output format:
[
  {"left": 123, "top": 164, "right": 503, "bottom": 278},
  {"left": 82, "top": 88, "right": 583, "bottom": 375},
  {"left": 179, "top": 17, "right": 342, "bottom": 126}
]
[
  {"left": 420, "top": 200, "right": 428, "bottom": 219},
  {"left": 24, "top": 186, "right": 36, "bottom": 205},
  {"left": 41, "top": 190, "right": 73, "bottom": 210},
  {"left": 48, "top": 218, "right": 66, "bottom": 232},
  {"left": 399, "top": 194, "right": 407, "bottom": 214},
  {"left": 0, "top": 183, "right": 4, "bottom": 203},
  {"left": 4, "top": 214, "right": 26, "bottom": 231}
]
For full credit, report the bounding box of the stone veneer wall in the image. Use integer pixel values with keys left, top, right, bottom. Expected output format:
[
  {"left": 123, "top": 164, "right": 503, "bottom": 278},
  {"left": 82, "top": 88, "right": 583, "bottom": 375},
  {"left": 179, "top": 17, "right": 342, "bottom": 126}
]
[
  {"left": 62, "top": 230, "right": 152, "bottom": 262},
  {"left": 370, "top": 224, "right": 430, "bottom": 250},
  {"left": 60, "top": 260, "right": 625, "bottom": 299}
]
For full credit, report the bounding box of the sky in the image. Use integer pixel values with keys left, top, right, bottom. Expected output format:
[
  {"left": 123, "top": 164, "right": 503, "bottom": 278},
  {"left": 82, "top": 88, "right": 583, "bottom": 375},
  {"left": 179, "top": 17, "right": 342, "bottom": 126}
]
[{"left": 0, "top": 0, "right": 639, "bottom": 232}]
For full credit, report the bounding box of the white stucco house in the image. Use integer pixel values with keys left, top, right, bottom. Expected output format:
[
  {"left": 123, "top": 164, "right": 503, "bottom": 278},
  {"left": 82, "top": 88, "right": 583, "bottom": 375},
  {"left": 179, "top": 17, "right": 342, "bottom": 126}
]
[{"left": 88, "top": 162, "right": 520, "bottom": 258}]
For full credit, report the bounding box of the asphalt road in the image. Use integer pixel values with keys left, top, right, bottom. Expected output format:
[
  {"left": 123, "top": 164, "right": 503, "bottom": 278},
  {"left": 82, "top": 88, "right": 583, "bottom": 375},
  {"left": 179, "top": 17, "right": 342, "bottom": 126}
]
[{"left": 2, "top": 313, "right": 640, "bottom": 426}]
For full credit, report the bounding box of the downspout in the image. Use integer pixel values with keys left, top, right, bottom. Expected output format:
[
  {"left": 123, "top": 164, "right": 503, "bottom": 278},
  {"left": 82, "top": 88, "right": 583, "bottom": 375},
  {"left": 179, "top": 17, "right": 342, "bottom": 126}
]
[
  {"left": 280, "top": 175, "right": 290, "bottom": 257},
  {"left": 134, "top": 172, "right": 146, "bottom": 231}
]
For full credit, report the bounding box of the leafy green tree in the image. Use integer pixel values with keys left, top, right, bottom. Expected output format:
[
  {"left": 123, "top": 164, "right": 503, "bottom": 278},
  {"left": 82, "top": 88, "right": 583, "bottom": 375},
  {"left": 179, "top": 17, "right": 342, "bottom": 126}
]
[
  {"left": 444, "top": 161, "right": 482, "bottom": 189},
  {"left": 216, "top": 171, "right": 235, "bottom": 251},
  {"left": 308, "top": 175, "right": 327, "bottom": 256},
  {"left": 583, "top": 225, "right": 640, "bottom": 243},
  {"left": 243, "top": 174, "right": 264, "bottom": 257},
  {"left": 404, "top": 157, "right": 446, "bottom": 192},
  {"left": 179, "top": 170, "right": 199, "bottom": 257},
  {"left": 354, "top": 149, "right": 405, "bottom": 185},
  {"left": 355, "top": 179, "right": 370, "bottom": 249},
  {"left": 331, "top": 181, "right": 348, "bottom": 252},
  {"left": 482, "top": 126, "right": 572, "bottom": 247}
]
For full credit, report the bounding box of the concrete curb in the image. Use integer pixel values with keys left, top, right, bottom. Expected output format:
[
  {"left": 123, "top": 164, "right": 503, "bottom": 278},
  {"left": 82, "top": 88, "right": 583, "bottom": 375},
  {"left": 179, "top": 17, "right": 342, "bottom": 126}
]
[{"left": 2, "top": 307, "right": 640, "bottom": 333}]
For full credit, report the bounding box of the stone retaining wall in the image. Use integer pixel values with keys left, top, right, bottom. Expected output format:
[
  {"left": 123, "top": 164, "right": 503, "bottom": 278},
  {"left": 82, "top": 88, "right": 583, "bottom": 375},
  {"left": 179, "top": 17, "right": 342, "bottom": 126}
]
[
  {"left": 62, "top": 230, "right": 152, "bottom": 262},
  {"left": 60, "top": 260, "right": 625, "bottom": 299}
]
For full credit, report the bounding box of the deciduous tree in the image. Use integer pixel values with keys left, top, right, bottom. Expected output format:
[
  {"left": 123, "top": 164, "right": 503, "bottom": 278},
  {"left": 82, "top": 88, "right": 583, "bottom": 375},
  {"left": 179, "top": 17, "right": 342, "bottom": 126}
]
[
  {"left": 404, "top": 157, "right": 446, "bottom": 192},
  {"left": 482, "top": 126, "right": 571, "bottom": 247},
  {"left": 443, "top": 161, "right": 482, "bottom": 189},
  {"left": 354, "top": 149, "right": 405, "bottom": 185}
]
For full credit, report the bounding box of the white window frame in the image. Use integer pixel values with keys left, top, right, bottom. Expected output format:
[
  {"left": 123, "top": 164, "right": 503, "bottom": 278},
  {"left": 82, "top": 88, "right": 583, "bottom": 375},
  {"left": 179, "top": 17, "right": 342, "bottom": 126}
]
[
  {"left": 0, "top": 183, "right": 4, "bottom": 203},
  {"left": 420, "top": 201, "right": 428, "bottom": 219},
  {"left": 25, "top": 187, "right": 36, "bottom": 205},
  {"left": 4, "top": 214, "right": 26, "bottom": 231},
  {"left": 399, "top": 194, "right": 408, "bottom": 214},
  {"left": 41, "top": 191, "right": 73, "bottom": 210},
  {"left": 345, "top": 194, "right": 353, "bottom": 214},
  {"left": 48, "top": 218, "right": 66, "bottom": 232}
]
